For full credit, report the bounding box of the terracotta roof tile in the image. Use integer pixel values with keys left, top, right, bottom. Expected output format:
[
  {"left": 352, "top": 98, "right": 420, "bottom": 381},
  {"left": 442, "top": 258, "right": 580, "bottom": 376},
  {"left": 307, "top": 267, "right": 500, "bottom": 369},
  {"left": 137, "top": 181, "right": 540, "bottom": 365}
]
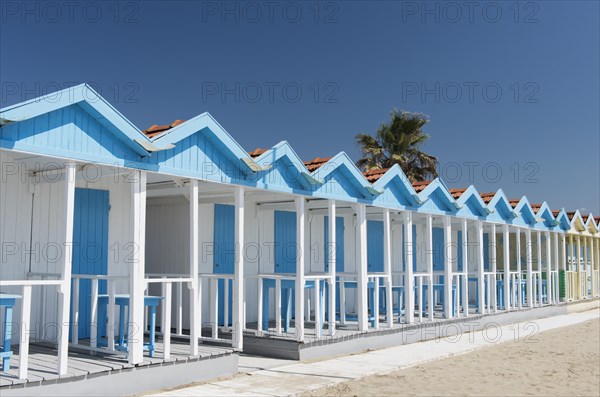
[
  {"left": 449, "top": 188, "right": 467, "bottom": 199},
  {"left": 248, "top": 148, "right": 267, "bottom": 158},
  {"left": 552, "top": 210, "right": 561, "bottom": 216},
  {"left": 479, "top": 192, "right": 496, "bottom": 204},
  {"left": 508, "top": 199, "right": 521, "bottom": 208},
  {"left": 530, "top": 203, "right": 542, "bottom": 213},
  {"left": 566, "top": 211, "right": 577, "bottom": 220},
  {"left": 304, "top": 156, "right": 332, "bottom": 172},
  {"left": 411, "top": 180, "right": 432, "bottom": 193},
  {"left": 143, "top": 119, "right": 186, "bottom": 138},
  {"left": 595, "top": 216, "right": 600, "bottom": 224},
  {"left": 363, "top": 168, "right": 389, "bottom": 184}
]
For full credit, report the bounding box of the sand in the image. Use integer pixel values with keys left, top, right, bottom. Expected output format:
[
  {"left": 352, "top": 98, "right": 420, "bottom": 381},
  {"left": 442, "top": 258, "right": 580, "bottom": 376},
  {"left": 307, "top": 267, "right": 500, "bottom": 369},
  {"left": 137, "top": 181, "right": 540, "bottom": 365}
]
[{"left": 304, "top": 319, "right": 600, "bottom": 397}]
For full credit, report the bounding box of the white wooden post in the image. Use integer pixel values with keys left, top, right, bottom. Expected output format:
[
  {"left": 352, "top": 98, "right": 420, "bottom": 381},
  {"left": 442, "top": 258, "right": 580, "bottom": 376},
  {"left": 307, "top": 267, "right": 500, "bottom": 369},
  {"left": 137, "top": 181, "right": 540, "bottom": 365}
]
[
  {"left": 128, "top": 170, "right": 146, "bottom": 365},
  {"left": 328, "top": 200, "right": 337, "bottom": 333},
  {"left": 443, "top": 216, "right": 453, "bottom": 319},
  {"left": 233, "top": 186, "right": 245, "bottom": 349},
  {"left": 18, "top": 285, "right": 32, "bottom": 380},
  {"left": 537, "top": 231, "right": 543, "bottom": 305},
  {"left": 525, "top": 229, "right": 533, "bottom": 308},
  {"left": 577, "top": 236, "right": 582, "bottom": 299},
  {"left": 545, "top": 231, "right": 552, "bottom": 304},
  {"left": 356, "top": 203, "right": 368, "bottom": 331},
  {"left": 553, "top": 232, "right": 559, "bottom": 303},
  {"left": 189, "top": 179, "right": 199, "bottom": 355},
  {"left": 490, "top": 224, "right": 497, "bottom": 313},
  {"left": 516, "top": 228, "right": 522, "bottom": 309},
  {"left": 462, "top": 218, "right": 469, "bottom": 317},
  {"left": 583, "top": 236, "right": 588, "bottom": 297},
  {"left": 476, "top": 221, "right": 485, "bottom": 314},
  {"left": 403, "top": 211, "right": 414, "bottom": 323},
  {"left": 295, "top": 197, "right": 306, "bottom": 341},
  {"left": 71, "top": 279, "right": 79, "bottom": 346},
  {"left": 503, "top": 225, "right": 510, "bottom": 310},
  {"left": 210, "top": 278, "right": 218, "bottom": 338},
  {"left": 425, "top": 214, "right": 434, "bottom": 321},
  {"left": 90, "top": 278, "right": 99, "bottom": 349},
  {"left": 164, "top": 282, "right": 172, "bottom": 359},
  {"left": 107, "top": 280, "right": 116, "bottom": 351},
  {"left": 57, "top": 162, "right": 76, "bottom": 375},
  {"left": 383, "top": 208, "right": 393, "bottom": 327}
]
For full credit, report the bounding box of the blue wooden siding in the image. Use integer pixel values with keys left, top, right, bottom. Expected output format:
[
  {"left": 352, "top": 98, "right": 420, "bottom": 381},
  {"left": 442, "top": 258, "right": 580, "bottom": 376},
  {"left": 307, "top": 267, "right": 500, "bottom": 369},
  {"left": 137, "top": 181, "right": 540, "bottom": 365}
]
[
  {"left": 213, "top": 204, "right": 234, "bottom": 325},
  {"left": 367, "top": 220, "right": 384, "bottom": 272},
  {"left": 324, "top": 216, "right": 345, "bottom": 272},
  {"left": 274, "top": 211, "right": 297, "bottom": 273},
  {"left": 457, "top": 231, "right": 463, "bottom": 272},
  {"left": 483, "top": 233, "right": 490, "bottom": 270},
  {"left": 0, "top": 104, "right": 142, "bottom": 164},
  {"left": 71, "top": 188, "right": 109, "bottom": 339}
]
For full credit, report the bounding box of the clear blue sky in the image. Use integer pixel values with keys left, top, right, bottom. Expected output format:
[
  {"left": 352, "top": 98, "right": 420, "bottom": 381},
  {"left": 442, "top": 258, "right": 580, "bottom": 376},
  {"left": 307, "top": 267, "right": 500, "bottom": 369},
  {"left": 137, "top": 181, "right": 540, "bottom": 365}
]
[{"left": 1, "top": 1, "right": 598, "bottom": 214}]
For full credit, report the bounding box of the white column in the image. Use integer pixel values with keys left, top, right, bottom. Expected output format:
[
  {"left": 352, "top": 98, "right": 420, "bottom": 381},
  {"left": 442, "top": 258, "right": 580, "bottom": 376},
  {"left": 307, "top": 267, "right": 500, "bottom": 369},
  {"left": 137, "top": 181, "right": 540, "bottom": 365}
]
[
  {"left": 188, "top": 180, "right": 199, "bottom": 355},
  {"left": 516, "top": 228, "right": 522, "bottom": 309},
  {"left": 129, "top": 170, "right": 147, "bottom": 364},
  {"left": 232, "top": 186, "right": 245, "bottom": 348},
  {"left": 403, "top": 211, "right": 414, "bottom": 323},
  {"left": 537, "top": 231, "right": 543, "bottom": 306},
  {"left": 327, "top": 200, "right": 337, "bottom": 333},
  {"left": 525, "top": 229, "right": 533, "bottom": 308},
  {"left": 503, "top": 225, "right": 510, "bottom": 310},
  {"left": 295, "top": 197, "right": 306, "bottom": 341},
  {"left": 576, "top": 236, "right": 581, "bottom": 299},
  {"left": 356, "top": 203, "right": 368, "bottom": 331},
  {"left": 57, "top": 163, "right": 76, "bottom": 375},
  {"left": 490, "top": 224, "right": 497, "bottom": 312},
  {"left": 461, "top": 219, "right": 469, "bottom": 317},
  {"left": 476, "top": 220, "right": 485, "bottom": 314},
  {"left": 425, "top": 214, "right": 434, "bottom": 321},
  {"left": 545, "top": 231, "right": 552, "bottom": 304},
  {"left": 583, "top": 236, "right": 588, "bottom": 298},
  {"left": 383, "top": 208, "right": 393, "bottom": 327},
  {"left": 553, "top": 232, "right": 560, "bottom": 303},
  {"left": 443, "top": 216, "right": 453, "bottom": 319}
]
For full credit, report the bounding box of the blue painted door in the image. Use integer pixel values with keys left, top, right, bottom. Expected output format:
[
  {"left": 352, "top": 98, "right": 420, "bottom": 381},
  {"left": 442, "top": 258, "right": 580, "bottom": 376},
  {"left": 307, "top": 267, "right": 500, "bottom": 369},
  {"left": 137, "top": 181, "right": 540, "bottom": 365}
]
[
  {"left": 483, "top": 233, "right": 490, "bottom": 271},
  {"left": 213, "top": 204, "right": 234, "bottom": 326},
  {"left": 71, "top": 188, "right": 109, "bottom": 340},
  {"left": 433, "top": 227, "right": 445, "bottom": 271},
  {"left": 274, "top": 211, "right": 297, "bottom": 273},
  {"left": 367, "top": 220, "right": 384, "bottom": 273},
  {"left": 324, "top": 216, "right": 345, "bottom": 272},
  {"left": 402, "top": 224, "right": 418, "bottom": 271}
]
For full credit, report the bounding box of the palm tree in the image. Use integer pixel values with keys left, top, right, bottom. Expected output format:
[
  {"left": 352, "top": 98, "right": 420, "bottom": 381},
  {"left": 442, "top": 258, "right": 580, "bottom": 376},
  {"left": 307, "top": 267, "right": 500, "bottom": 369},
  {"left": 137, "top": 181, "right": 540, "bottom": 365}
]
[{"left": 355, "top": 109, "right": 438, "bottom": 182}]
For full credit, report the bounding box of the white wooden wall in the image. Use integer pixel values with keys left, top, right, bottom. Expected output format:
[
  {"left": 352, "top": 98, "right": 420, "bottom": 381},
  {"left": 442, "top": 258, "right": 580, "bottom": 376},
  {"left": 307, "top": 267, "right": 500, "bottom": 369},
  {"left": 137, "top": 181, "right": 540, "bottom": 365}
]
[{"left": 0, "top": 156, "right": 133, "bottom": 342}]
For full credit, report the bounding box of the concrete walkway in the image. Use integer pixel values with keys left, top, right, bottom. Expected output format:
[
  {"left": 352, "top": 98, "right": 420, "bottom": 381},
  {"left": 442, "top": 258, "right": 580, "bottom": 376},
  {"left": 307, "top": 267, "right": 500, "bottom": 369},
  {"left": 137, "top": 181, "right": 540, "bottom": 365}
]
[{"left": 149, "top": 309, "right": 600, "bottom": 397}]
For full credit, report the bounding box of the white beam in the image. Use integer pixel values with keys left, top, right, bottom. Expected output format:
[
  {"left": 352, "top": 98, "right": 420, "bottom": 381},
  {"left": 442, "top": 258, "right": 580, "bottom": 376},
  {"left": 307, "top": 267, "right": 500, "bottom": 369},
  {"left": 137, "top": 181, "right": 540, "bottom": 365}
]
[
  {"left": 383, "top": 208, "right": 393, "bottom": 327},
  {"left": 490, "top": 224, "right": 497, "bottom": 312},
  {"left": 233, "top": 186, "right": 245, "bottom": 348},
  {"left": 476, "top": 220, "right": 485, "bottom": 314},
  {"left": 129, "top": 170, "right": 147, "bottom": 364},
  {"left": 462, "top": 219, "right": 469, "bottom": 317},
  {"left": 57, "top": 162, "right": 76, "bottom": 375},
  {"left": 425, "top": 214, "right": 434, "bottom": 321},
  {"left": 295, "top": 197, "right": 306, "bottom": 341},
  {"left": 443, "top": 216, "right": 453, "bottom": 319},
  {"left": 503, "top": 225, "right": 510, "bottom": 310},
  {"left": 189, "top": 180, "right": 199, "bottom": 355},
  {"left": 525, "top": 229, "right": 533, "bottom": 308},
  {"left": 516, "top": 228, "right": 522, "bottom": 309},
  {"left": 356, "top": 203, "right": 368, "bottom": 331},
  {"left": 403, "top": 211, "right": 414, "bottom": 323},
  {"left": 545, "top": 231, "right": 552, "bottom": 304},
  {"left": 328, "top": 200, "right": 337, "bottom": 333}
]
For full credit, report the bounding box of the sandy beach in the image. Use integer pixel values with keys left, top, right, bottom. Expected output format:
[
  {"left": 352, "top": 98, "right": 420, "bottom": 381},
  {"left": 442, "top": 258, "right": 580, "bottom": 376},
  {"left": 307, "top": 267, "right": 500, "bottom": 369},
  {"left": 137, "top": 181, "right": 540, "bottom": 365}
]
[{"left": 305, "top": 318, "right": 600, "bottom": 397}]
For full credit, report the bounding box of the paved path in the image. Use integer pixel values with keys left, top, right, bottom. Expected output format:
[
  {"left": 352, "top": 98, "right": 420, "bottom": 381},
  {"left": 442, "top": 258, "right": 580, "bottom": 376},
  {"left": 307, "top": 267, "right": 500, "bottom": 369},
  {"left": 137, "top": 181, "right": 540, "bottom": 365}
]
[{"left": 149, "top": 309, "right": 600, "bottom": 397}]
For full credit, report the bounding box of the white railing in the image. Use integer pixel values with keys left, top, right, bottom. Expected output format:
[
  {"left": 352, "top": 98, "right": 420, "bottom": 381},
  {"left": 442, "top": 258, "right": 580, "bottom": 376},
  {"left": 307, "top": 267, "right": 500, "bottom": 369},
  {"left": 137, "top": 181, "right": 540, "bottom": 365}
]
[
  {"left": 414, "top": 272, "right": 430, "bottom": 322},
  {"left": 1, "top": 279, "right": 63, "bottom": 380},
  {"left": 255, "top": 273, "right": 333, "bottom": 338},
  {"left": 453, "top": 272, "right": 469, "bottom": 317},
  {"left": 197, "top": 273, "right": 235, "bottom": 343},
  {"left": 565, "top": 270, "right": 576, "bottom": 301},
  {"left": 70, "top": 274, "right": 129, "bottom": 354},
  {"left": 144, "top": 275, "right": 194, "bottom": 358},
  {"left": 593, "top": 270, "right": 600, "bottom": 298}
]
